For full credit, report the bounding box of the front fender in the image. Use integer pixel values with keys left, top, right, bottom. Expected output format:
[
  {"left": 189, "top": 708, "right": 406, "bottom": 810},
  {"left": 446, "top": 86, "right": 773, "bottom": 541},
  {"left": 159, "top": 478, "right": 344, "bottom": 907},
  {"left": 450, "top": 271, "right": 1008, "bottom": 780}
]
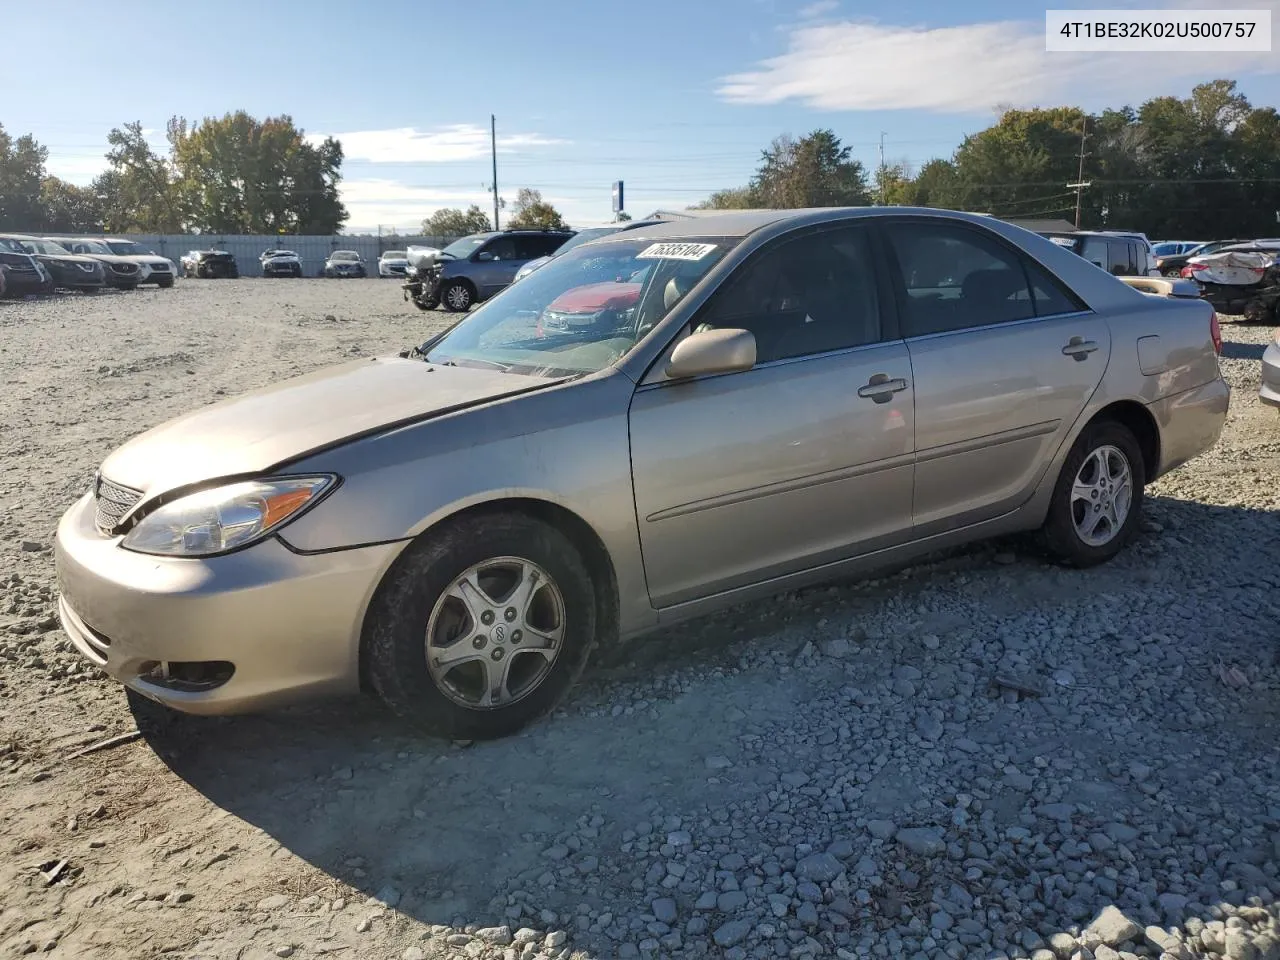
[{"left": 274, "top": 373, "right": 657, "bottom": 636}]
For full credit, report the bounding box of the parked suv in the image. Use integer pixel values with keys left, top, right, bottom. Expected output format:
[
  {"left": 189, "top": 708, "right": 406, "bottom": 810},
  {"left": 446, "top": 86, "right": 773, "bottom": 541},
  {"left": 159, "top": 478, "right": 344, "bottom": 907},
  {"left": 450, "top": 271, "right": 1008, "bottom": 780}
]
[
  {"left": 0, "top": 240, "right": 51, "bottom": 297},
  {"left": 323, "top": 250, "right": 367, "bottom": 278},
  {"left": 261, "top": 249, "right": 303, "bottom": 278},
  {"left": 404, "top": 228, "right": 574, "bottom": 311},
  {"left": 94, "top": 238, "right": 176, "bottom": 287},
  {"left": 2, "top": 235, "right": 105, "bottom": 291},
  {"left": 1043, "top": 231, "right": 1159, "bottom": 278}
]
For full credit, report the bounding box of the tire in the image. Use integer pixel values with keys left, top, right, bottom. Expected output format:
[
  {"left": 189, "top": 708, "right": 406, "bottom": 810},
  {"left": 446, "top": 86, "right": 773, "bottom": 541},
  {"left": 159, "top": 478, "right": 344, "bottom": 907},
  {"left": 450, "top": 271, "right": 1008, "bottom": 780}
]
[
  {"left": 441, "top": 279, "right": 474, "bottom": 312},
  {"left": 1161, "top": 268, "right": 1181, "bottom": 278},
  {"left": 293, "top": 267, "right": 302, "bottom": 278},
  {"left": 158, "top": 279, "right": 174, "bottom": 289},
  {"left": 1040, "top": 420, "right": 1145, "bottom": 567},
  {"left": 364, "top": 512, "right": 599, "bottom": 740}
]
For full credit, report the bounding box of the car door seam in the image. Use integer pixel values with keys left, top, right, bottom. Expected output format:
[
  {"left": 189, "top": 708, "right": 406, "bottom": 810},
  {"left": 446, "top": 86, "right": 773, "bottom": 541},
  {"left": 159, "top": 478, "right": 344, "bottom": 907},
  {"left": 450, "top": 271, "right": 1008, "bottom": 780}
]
[{"left": 645, "top": 452, "right": 916, "bottom": 523}]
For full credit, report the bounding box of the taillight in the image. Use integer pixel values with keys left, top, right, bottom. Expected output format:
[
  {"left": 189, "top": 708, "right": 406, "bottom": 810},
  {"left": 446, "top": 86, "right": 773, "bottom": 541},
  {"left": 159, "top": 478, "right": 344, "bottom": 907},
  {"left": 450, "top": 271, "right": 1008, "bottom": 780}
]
[
  {"left": 1210, "top": 311, "right": 1222, "bottom": 355},
  {"left": 1180, "top": 265, "right": 1195, "bottom": 278}
]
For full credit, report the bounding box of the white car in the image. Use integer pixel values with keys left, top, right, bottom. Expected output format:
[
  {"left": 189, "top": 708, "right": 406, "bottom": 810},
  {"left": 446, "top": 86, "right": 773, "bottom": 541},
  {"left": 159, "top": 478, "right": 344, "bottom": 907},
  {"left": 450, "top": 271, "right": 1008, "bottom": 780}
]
[
  {"left": 261, "top": 249, "right": 304, "bottom": 278},
  {"left": 379, "top": 249, "right": 414, "bottom": 278},
  {"left": 90, "top": 238, "right": 177, "bottom": 288}
]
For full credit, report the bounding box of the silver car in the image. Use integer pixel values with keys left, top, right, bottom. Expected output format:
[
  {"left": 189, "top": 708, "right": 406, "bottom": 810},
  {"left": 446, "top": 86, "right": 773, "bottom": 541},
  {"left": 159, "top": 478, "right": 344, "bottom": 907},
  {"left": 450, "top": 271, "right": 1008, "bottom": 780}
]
[
  {"left": 54, "top": 208, "right": 1229, "bottom": 740},
  {"left": 1262, "top": 327, "right": 1280, "bottom": 409}
]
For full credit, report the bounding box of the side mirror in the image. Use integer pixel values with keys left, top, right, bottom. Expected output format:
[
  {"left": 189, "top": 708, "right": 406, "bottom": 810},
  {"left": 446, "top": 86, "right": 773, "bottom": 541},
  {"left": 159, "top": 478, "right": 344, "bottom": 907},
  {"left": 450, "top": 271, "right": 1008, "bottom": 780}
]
[
  {"left": 665, "top": 328, "right": 756, "bottom": 380},
  {"left": 476, "top": 251, "right": 495, "bottom": 262}
]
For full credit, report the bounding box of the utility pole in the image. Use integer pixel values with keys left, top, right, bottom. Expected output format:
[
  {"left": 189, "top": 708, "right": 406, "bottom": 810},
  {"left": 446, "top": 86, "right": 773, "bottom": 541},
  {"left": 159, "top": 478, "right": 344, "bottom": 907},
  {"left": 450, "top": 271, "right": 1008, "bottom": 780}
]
[
  {"left": 878, "top": 132, "right": 887, "bottom": 205},
  {"left": 1067, "top": 118, "right": 1090, "bottom": 228},
  {"left": 491, "top": 114, "right": 500, "bottom": 230}
]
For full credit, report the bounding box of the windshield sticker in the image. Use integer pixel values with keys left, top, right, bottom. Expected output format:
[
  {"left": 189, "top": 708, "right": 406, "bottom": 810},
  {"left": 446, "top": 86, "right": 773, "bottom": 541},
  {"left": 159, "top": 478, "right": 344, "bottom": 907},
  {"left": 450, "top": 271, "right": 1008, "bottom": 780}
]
[{"left": 635, "top": 242, "right": 718, "bottom": 261}]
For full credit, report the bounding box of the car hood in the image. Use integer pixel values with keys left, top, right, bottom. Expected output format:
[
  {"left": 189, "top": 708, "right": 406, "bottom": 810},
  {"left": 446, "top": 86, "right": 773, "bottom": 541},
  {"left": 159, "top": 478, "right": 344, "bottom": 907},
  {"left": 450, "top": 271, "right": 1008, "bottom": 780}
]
[
  {"left": 114, "top": 255, "right": 170, "bottom": 266},
  {"left": 98, "top": 356, "right": 558, "bottom": 496},
  {"left": 78, "top": 253, "right": 139, "bottom": 266},
  {"left": 547, "top": 281, "right": 642, "bottom": 313},
  {"left": 518, "top": 256, "right": 552, "bottom": 275},
  {"left": 35, "top": 253, "right": 100, "bottom": 267}
]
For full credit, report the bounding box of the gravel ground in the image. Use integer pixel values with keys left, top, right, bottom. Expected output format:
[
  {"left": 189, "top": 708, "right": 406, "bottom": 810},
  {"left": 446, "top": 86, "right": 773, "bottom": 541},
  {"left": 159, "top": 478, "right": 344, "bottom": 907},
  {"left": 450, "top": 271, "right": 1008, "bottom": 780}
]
[{"left": 0, "top": 278, "right": 1278, "bottom": 960}]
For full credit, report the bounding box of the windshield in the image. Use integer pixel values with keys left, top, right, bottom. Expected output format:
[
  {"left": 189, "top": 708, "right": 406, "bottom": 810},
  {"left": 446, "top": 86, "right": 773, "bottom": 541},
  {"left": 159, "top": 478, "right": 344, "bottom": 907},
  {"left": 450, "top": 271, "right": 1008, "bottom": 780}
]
[
  {"left": 423, "top": 236, "right": 736, "bottom": 378},
  {"left": 439, "top": 234, "right": 492, "bottom": 260},
  {"left": 73, "top": 239, "right": 112, "bottom": 254},
  {"left": 1151, "top": 242, "right": 1180, "bottom": 257},
  {"left": 331, "top": 251, "right": 359, "bottom": 261},
  {"left": 22, "top": 239, "right": 71, "bottom": 255},
  {"left": 551, "top": 226, "right": 622, "bottom": 256},
  {"left": 382, "top": 250, "right": 408, "bottom": 259},
  {"left": 268, "top": 250, "right": 298, "bottom": 258},
  {"left": 0, "top": 237, "right": 26, "bottom": 253},
  {"left": 107, "top": 240, "right": 152, "bottom": 256}
]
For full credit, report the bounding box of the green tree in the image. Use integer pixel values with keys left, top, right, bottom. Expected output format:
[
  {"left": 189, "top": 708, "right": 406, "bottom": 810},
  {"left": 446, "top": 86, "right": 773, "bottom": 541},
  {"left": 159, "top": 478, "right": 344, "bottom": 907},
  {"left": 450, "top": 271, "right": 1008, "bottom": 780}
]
[
  {"left": 0, "top": 124, "right": 48, "bottom": 230},
  {"left": 693, "top": 186, "right": 759, "bottom": 209},
  {"left": 506, "top": 188, "right": 569, "bottom": 229},
  {"left": 421, "top": 205, "right": 493, "bottom": 236},
  {"left": 96, "top": 121, "right": 183, "bottom": 232},
  {"left": 39, "top": 177, "right": 104, "bottom": 233},
  {"left": 168, "top": 111, "right": 347, "bottom": 233},
  {"left": 751, "top": 130, "right": 871, "bottom": 208}
]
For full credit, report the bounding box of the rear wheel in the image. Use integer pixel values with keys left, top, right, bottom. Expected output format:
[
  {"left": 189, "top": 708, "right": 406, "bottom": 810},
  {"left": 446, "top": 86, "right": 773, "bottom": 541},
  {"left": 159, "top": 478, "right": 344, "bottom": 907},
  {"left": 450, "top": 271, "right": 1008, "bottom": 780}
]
[
  {"left": 364, "top": 512, "right": 598, "bottom": 740},
  {"left": 1040, "top": 421, "right": 1145, "bottom": 567}
]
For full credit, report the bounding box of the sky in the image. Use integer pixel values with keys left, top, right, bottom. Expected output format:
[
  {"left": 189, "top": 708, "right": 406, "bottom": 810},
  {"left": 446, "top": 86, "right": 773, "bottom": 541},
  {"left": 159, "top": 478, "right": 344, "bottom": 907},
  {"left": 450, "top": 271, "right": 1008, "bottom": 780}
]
[{"left": 7, "top": 0, "right": 1279, "bottom": 233}]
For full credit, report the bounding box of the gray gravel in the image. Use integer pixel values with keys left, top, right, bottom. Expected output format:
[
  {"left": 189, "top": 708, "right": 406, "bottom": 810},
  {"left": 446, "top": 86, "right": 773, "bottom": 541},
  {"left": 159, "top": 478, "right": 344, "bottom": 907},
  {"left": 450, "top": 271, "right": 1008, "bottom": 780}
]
[{"left": 0, "top": 281, "right": 1277, "bottom": 960}]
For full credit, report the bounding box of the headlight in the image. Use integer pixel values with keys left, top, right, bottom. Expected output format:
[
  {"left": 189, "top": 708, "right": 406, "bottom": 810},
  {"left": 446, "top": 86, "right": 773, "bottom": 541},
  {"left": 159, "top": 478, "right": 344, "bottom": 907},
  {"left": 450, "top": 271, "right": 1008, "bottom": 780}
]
[{"left": 120, "top": 476, "right": 337, "bottom": 557}]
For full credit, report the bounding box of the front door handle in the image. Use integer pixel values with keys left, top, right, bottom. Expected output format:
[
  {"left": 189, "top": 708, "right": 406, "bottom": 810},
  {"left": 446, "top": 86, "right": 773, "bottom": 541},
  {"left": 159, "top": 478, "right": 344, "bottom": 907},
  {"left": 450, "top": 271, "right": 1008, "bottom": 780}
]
[
  {"left": 1062, "top": 337, "right": 1099, "bottom": 360},
  {"left": 857, "top": 374, "right": 909, "bottom": 403}
]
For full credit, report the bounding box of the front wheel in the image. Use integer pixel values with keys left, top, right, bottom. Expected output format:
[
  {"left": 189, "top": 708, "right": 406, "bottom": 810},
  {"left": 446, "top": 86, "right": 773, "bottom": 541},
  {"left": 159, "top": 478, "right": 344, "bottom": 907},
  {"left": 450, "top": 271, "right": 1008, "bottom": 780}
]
[
  {"left": 441, "top": 279, "right": 474, "bottom": 312},
  {"left": 364, "top": 512, "right": 599, "bottom": 740},
  {"left": 1040, "top": 420, "right": 1145, "bottom": 567}
]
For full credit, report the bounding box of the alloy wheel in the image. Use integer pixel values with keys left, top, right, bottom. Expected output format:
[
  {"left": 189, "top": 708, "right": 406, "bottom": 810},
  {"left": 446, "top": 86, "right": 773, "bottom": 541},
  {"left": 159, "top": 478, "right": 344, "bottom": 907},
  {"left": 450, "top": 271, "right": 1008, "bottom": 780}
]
[
  {"left": 425, "top": 557, "right": 565, "bottom": 709},
  {"left": 1070, "top": 444, "right": 1133, "bottom": 547}
]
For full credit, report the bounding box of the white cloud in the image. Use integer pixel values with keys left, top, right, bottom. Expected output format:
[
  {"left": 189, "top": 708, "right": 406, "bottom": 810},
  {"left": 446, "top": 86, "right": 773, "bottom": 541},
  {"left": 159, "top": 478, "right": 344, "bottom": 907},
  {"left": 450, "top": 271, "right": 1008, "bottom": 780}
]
[
  {"left": 798, "top": 0, "right": 837, "bottom": 18},
  {"left": 311, "top": 124, "right": 568, "bottom": 164},
  {"left": 717, "top": 9, "right": 1280, "bottom": 114}
]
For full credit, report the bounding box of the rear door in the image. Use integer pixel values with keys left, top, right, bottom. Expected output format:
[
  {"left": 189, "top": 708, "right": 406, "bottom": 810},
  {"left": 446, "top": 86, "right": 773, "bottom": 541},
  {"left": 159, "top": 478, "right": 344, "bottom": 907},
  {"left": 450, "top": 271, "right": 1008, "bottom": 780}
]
[
  {"left": 628, "top": 222, "right": 916, "bottom": 607},
  {"left": 880, "top": 217, "right": 1110, "bottom": 534}
]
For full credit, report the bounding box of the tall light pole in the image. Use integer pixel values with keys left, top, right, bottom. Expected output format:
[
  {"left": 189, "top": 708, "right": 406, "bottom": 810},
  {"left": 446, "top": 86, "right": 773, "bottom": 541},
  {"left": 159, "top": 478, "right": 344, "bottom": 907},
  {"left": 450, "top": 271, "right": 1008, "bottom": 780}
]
[
  {"left": 878, "top": 132, "right": 887, "bottom": 205},
  {"left": 491, "top": 114, "right": 500, "bottom": 230}
]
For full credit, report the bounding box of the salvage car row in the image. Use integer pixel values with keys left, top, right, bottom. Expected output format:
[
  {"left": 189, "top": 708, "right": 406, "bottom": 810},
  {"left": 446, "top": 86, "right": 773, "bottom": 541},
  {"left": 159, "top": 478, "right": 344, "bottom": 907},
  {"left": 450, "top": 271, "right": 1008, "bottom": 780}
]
[{"left": 0, "top": 234, "right": 175, "bottom": 297}]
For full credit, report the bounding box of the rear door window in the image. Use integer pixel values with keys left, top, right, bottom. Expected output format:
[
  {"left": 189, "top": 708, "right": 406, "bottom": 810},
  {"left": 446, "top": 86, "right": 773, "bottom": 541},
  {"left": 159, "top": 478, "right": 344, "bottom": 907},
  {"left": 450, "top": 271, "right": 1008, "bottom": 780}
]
[{"left": 883, "top": 220, "right": 1037, "bottom": 337}]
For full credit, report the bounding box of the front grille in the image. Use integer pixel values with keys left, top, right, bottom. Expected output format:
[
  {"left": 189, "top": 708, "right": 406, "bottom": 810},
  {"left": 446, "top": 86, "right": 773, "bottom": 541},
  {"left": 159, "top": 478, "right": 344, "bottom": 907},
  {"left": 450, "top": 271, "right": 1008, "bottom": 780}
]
[
  {"left": 94, "top": 475, "right": 143, "bottom": 533},
  {"left": 111, "top": 263, "right": 139, "bottom": 275}
]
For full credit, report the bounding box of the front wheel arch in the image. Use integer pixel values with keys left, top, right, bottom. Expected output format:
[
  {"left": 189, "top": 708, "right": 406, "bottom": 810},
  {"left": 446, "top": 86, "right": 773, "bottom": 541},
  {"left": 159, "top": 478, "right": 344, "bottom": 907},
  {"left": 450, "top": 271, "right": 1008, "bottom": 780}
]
[{"left": 357, "top": 497, "right": 619, "bottom": 694}]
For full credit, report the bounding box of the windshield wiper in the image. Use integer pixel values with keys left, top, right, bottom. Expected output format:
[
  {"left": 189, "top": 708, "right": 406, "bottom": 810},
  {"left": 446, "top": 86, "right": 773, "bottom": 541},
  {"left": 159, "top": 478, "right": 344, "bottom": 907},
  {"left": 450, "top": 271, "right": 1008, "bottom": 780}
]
[{"left": 433, "top": 355, "right": 513, "bottom": 373}]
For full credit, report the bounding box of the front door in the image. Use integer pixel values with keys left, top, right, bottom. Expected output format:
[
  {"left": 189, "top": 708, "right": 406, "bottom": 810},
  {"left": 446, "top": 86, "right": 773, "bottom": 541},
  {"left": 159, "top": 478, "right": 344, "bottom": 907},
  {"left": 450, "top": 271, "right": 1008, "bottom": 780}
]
[
  {"left": 628, "top": 222, "right": 916, "bottom": 609},
  {"left": 879, "top": 218, "right": 1111, "bottom": 534},
  {"left": 471, "top": 236, "right": 522, "bottom": 297}
]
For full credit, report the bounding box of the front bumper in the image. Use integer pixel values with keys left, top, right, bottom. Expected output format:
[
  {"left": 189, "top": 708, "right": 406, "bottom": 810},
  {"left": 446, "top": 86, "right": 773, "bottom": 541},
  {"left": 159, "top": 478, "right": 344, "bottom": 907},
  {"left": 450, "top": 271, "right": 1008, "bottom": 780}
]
[
  {"left": 54, "top": 491, "right": 404, "bottom": 715},
  {"left": 137, "top": 263, "right": 174, "bottom": 284},
  {"left": 1261, "top": 339, "right": 1280, "bottom": 409}
]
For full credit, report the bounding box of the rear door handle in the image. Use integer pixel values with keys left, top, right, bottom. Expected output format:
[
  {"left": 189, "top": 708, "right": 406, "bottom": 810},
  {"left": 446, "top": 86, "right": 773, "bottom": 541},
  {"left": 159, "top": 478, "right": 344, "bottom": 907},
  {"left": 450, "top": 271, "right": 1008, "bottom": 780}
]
[
  {"left": 1062, "top": 337, "right": 1099, "bottom": 360},
  {"left": 857, "top": 374, "right": 909, "bottom": 403}
]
